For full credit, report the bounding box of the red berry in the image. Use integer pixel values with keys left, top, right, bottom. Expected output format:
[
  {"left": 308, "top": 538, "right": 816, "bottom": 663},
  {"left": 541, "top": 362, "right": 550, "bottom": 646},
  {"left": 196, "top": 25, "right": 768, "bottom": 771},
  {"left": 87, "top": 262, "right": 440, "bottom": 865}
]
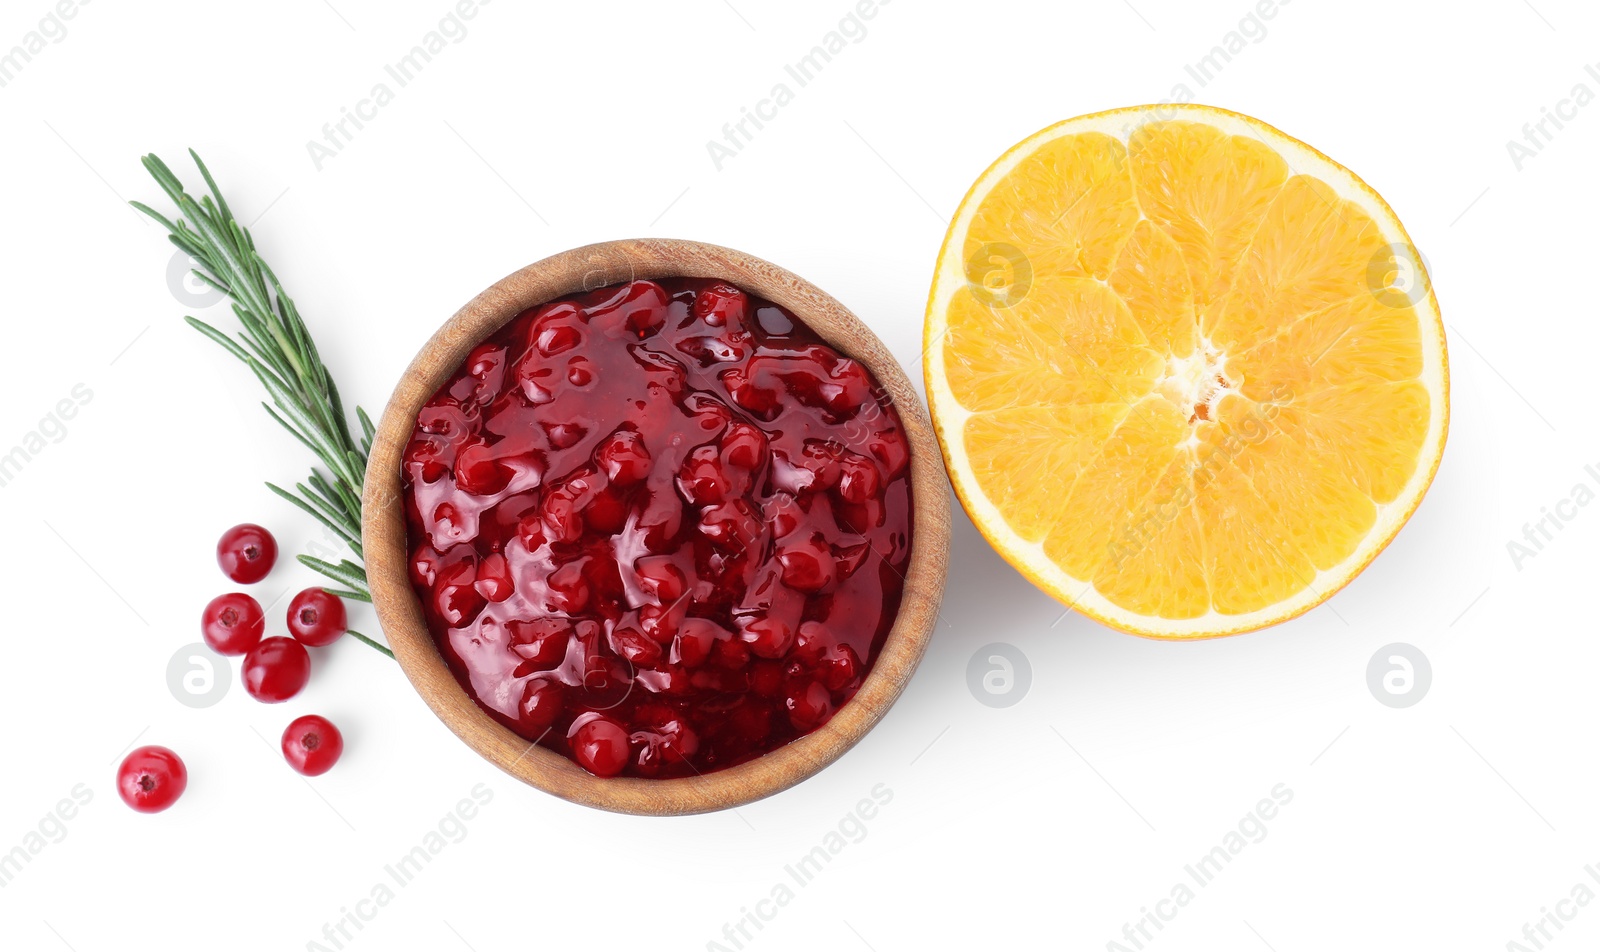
[
  {"left": 596, "top": 429, "right": 651, "bottom": 485},
  {"left": 609, "top": 623, "right": 662, "bottom": 666},
  {"left": 287, "top": 588, "right": 347, "bottom": 647},
  {"left": 698, "top": 499, "right": 762, "bottom": 550},
  {"left": 614, "top": 280, "right": 670, "bottom": 338},
  {"left": 673, "top": 618, "right": 725, "bottom": 668},
  {"left": 768, "top": 493, "right": 803, "bottom": 538},
  {"left": 475, "top": 553, "right": 515, "bottom": 602},
  {"left": 536, "top": 323, "right": 582, "bottom": 357},
  {"left": 519, "top": 678, "right": 565, "bottom": 731},
  {"left": 117, "top": 746, "right": 187, "bottom": 813},
  {"left": 743, "top": 615, "right": 795, "bottom": 659},
  {"left": 824, "top": 358, "right": 873, "bottom": 416},
  {"left": 570, "top": 717, "right": 631, "bottom": 777},
  {"left": 634, "top": 555, "right": 686, "bottom": 604},
  {"left": 711, "top": 635, "right": 751, "bottom": 670},
  {"left": 786, "top": 680, "right": 833, "bottom": 730},
  {"left": 777, "top": 536, "right": 836, "bottom": 593},
  {"left": 509, "top": 617, "right": 572, "bottom": 667},
  {"left": 584, "top": 487, "right": 630, "bottom": 535},
  {"left": 567, "top": 357, "right": 597, "bottom": 387},
  {"left": 820, "top": 643, "right": 863, "bottom": 692},
  {"left": 433, "top": 560, "right": 486, "bottom": 627},
  {"left": 721, "top": 422, "right": 769, "bottom": 471},
  {"left": 242, "top": 637, "right": 311, "bottom": 703},
  {"left": 677, "top": 445, "right": 731, "bottom": 505},
  {"left": 217, "top": 523, "right": 277, "bottom": 583},
  {"left": 281, "top": 715, "right": 344, "bottom": 776},
  {"left": 456, "top": 440, "right": 511, "bottom": 495},
  {"left": 693, "top": 282, "right": 749, "bottom": 328},
  {"left": 546, "top": 559, "right": 592, "bottom": 613},
  {"left": 837, "top": 455, "right": 883, "bottom": 504},
  {"left": 201, "top": 592, "right": 264, "bottom": 655}
]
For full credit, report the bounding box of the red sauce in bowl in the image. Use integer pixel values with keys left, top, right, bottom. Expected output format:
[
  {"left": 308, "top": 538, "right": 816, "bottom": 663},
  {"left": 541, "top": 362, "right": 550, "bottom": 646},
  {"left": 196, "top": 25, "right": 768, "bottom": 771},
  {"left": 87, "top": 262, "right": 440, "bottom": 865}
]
[{"left": 402, "top": 278, "right": 912, "bottom": 778}]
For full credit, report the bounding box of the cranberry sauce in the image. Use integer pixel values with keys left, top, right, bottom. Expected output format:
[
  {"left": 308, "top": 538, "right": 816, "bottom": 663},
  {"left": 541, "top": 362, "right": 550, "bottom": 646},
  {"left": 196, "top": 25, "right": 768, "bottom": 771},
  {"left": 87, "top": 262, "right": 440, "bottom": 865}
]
[{"left": 401, "top": 278, "right": 913, "bottom": 778}]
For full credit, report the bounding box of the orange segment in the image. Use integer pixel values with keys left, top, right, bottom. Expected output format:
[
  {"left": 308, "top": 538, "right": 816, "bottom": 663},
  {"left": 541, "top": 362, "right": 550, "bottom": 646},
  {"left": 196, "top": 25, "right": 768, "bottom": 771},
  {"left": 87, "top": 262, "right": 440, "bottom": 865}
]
[
  {"left": 942, "top": 274, "right": 1162, "bottom": 412},
  {"left": 1043, "top": 395, "right": 1189, "bottom": 581},
  {"left": 1108, "top": 220, "right": 1199, "bottom": 358},
  {"left": 1127, "top": 121, "right": 1289, "bottom": 322},
  {"left": 1192, "top": 451, "right": 1313, "bottom": 616},
  {"left": 1294, "top": 381, "right": 1432, "bottom": 504},
  {"left": 926, "top": 105, "right": 1448, "bottom": 638},
  {"left": 963, "top": 132, "right": 1139, "bottom": 282},
  {"left": 1209, "top": 175, "right": 1391, "bottom": 353},
  {"left": 1093, "top": 452, "right": 1210, "bottom": 619},
  {"left": 1231, "top": 292, "right": 1423, "bottom": 402},
  {"left": 964, "top": 405, "right": 1129, "bottom": 543},
  {"left": 1211, "top": 395, "right": 1376, "bottom": 574}
]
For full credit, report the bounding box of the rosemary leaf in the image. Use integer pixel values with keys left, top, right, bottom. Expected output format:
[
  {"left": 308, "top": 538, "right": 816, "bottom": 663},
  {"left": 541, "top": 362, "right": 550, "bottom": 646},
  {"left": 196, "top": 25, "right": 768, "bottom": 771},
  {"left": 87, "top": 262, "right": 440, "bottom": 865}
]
[{"left": 136, "top": 151, "right": 388, "bottom": 659}]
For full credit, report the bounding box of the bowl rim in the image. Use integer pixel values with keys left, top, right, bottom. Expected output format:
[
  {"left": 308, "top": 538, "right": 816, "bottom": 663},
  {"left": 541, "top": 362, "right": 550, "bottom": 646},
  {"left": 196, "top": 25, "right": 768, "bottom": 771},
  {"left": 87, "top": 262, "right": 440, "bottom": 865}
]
[{"left": 362, "top": 238, "right": 950, "bottom": 815}]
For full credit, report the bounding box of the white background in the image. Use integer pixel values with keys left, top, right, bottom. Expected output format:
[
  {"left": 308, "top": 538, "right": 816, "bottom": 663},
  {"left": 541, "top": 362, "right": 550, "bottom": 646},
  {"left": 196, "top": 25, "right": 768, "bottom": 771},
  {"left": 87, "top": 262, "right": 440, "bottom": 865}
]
[{"left": 0, "top": 0, "right": 1595, "bottom": 949}]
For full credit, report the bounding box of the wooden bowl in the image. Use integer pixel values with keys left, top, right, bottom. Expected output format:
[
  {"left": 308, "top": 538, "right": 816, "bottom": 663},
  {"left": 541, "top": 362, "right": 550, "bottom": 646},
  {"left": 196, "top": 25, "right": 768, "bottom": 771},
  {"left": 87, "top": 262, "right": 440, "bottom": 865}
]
[{"left": 363, "top": 238, "right": 950, "bottom": 815}]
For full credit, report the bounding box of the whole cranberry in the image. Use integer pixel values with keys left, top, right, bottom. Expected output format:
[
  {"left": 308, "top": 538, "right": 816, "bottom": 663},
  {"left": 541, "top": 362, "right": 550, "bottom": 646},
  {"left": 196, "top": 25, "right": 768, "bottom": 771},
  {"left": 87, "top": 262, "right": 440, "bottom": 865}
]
[
  {"left": 777, "top": 536, "right": 837, "bottom": 592},
  {"left": 243, "top": 637, "right": 311, "bottom": 703},
  {"left": 519, "top": 678, "right": 564, "bottom": 731},
  {"left": 721, "top": 422, "right": 769, "bottom": 471},
  {"left": 837, "top": 455, "right": 883, "bottom": 504},
  {"left": 698, "top": 499, "right": 762, "bottom": 550},
  {"left": 201, "top": 592, "right": 265, "bottom": 655},
  {"left": 693, "top": 282, "right": 749, "bottom": 328},
  {"left": 216, "top": 523, "right": 277, "bottom": 583},
  {"left": 474, "top": 553, "right": 515, "bottom": 603},
  {"left": 673, "top": 618, "right": 725, "bottom": 668},
  {"left": 596, "top": 429, "right": 652, "bottom": 485},
  {"left": 433, "top": 560, "right": 487, "bottom": 627},
  {"left": 281, "top": 715, "right": 344, "bottom": 776},
  {"left": 786, "top": 680, "right": 834, "bottom": 730},
  {"left": 456, "top": 441, "right": 511, "bottom": 496},
  {"left": 634, "top": 556, "right": 686, "bottom": 603},
  {"left": 678, "top": 445, "right": 731, "bottom": 505},
  {"left": 743, "top": 615, "right": 796, "bottom": 660},
  {"left": 509, "top": 618, "right": 572, "bottom": 667},
  {"left": 117, "top": 746, "right": 187, "bottom": 813},
  {"left": 570, "top": 717, "right": 631, "bottom": 777},
  {"left": 287, "top": 588, "right": 347, "bottom": 647}
]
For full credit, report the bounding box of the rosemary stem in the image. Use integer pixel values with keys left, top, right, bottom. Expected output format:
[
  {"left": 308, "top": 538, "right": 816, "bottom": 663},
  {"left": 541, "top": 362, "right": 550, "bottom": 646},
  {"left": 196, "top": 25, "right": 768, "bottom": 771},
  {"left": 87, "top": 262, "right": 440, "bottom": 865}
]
[{"left": 135, "top": 151, "right": 392, "bottom": 661}]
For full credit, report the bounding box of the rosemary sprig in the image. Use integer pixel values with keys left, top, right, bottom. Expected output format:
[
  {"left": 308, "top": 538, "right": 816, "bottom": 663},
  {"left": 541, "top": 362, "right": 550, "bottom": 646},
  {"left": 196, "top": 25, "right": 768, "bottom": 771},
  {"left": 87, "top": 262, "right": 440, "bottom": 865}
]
[{"left": 133, "top": 150, "right": 393, "bottom": 659}]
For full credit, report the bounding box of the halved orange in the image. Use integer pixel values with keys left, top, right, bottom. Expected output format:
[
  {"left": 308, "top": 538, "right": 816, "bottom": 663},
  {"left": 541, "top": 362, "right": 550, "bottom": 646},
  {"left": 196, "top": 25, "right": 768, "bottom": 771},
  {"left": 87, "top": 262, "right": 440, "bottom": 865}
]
[{"left": 925, "top": 105, "right": 1448, "bottom": 638}]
